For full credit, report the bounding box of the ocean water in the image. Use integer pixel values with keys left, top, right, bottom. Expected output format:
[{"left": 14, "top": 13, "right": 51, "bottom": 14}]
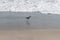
[{"left": 0, "top": 12, "right": 60, "bottom": 30}]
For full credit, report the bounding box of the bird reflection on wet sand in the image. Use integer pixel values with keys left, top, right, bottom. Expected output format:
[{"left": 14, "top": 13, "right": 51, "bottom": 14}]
[{"left": 26, "top": 20, "right": 30, "bottom": 26}]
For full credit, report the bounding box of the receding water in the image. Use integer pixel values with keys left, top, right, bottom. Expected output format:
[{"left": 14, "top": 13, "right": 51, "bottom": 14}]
[{"left": 0, "top": 12, "right": 60, "bottom": 30}]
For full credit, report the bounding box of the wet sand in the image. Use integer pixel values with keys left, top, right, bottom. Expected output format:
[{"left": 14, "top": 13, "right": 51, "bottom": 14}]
[
  {"left": 0, "top": 12, "right": 60, "bottom": 40},
  {"left": 0, "top": 29, "right": 60, "bottom": 40}
]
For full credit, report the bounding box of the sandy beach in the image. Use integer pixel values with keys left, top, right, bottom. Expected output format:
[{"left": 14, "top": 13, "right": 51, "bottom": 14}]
[{"left": 0, "top": 29, "right": 60, "bottom": 40}]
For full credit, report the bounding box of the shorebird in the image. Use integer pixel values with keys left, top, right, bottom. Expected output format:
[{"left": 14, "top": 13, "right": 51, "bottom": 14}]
[
  {"left": 25, "top": 16, "right": 31, "bottom": 26},
  {"left": 26, "top": 16, "right": 31, "bottom": 20}
]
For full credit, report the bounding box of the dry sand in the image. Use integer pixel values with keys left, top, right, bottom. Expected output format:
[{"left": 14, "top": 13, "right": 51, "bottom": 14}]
[{"left": 0, "top": 29, "right": 60, "bottom": 40}]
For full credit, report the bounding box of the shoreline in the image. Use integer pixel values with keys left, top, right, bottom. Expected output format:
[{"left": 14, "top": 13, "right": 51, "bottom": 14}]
[{"left": 0, "top": 28, "right": 60, "bottom": 31}]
